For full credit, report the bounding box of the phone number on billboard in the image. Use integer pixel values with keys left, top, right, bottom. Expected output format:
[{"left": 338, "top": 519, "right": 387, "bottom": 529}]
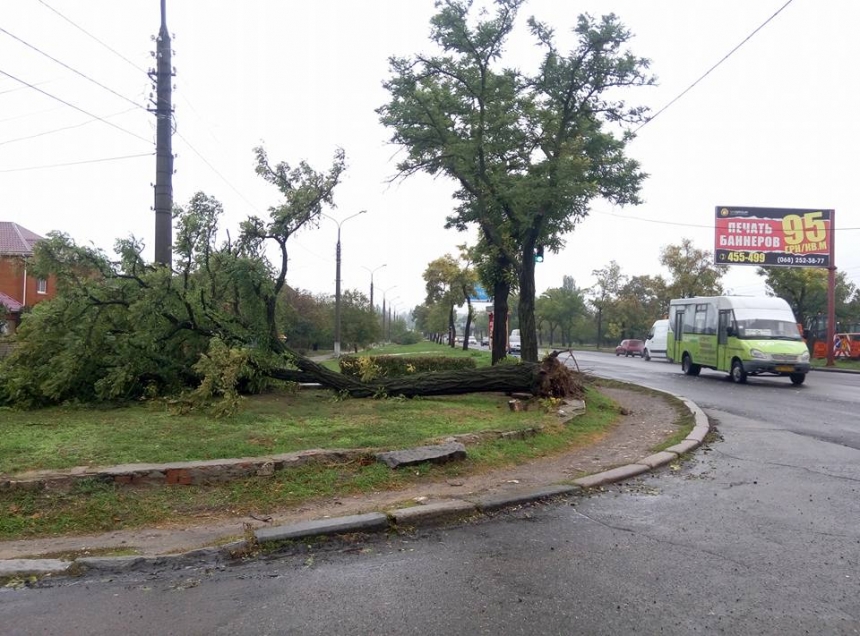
[
  {"left": 717, "top": 250, "right": 829, "bottom": 267},
  {"left": 723, "top": 251, "right": 766, "bottom": 263},
  {"left": 775, "top": 254, "right": 828, "bottom": 266}
]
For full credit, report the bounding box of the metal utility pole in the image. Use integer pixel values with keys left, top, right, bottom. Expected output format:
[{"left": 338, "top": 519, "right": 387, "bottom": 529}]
[{"left": 150, "top": 0, "right": 174, "bottom": 267}]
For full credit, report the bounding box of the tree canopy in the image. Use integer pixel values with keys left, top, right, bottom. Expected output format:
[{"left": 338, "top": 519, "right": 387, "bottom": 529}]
[{"left": 379, "top": 0, "right": 653, "bottom": 363}]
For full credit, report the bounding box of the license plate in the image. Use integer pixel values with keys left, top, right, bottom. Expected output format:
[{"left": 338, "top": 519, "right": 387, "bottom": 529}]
[{"left": 775, "top": 365, "right": 794, "bottom": 372}]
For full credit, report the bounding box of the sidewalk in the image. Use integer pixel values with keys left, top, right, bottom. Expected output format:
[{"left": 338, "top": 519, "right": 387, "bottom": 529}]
[{"left": 0, "top": 384, "right": 710, "bottom": 580}]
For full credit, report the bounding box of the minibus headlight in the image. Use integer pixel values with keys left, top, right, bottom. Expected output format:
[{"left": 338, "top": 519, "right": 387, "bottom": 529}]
[
  {"left": 798, "top": 351, "right": 810, "bottom": 363},
  {"left": 750, "top": 348, "right": 772, "bottom": 360}
]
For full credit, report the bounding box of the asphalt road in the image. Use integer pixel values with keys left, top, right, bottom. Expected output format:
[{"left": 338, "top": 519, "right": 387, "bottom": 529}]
[{"left": 3, "top": 353, "right": 859, "bottom": 635}]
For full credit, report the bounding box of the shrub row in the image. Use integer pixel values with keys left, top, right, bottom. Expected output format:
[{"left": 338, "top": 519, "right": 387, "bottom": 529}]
[{"left": 339, "top": 355, "right": 476, "bottom": 380}]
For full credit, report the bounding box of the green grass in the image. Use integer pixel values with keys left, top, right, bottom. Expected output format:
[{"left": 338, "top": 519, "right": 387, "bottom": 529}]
[
  {"left": 0, "top": 390, "right": 560, "bottom": 476},
  {"left": 810, "top": 357, "right": 860, "bottom": 371},
  {"left": 0, "top": 387, "right": 629, "bottom": 540}
]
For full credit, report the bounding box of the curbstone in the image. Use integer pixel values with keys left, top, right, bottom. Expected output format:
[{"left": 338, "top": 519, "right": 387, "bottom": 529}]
[
  {"left": 255, "top": 512, "right": 389, "bottom": 544},
  {"left": 389, "top": 500, "right": 476, "bottom": 526},
  {"left": 637, "top": 451, "right": 679, "bottom": 469},
  {"left": 73, "top": 555, "right": 146, "bottom": 573},
  {"left": 663, "top": 438, "right": 701, "bottom": 455},
  {"left": 470, "top": 484, "right": 579, "bottom": 513},
  {"left": 0, "top": 559, "right": 71, "bottom": 578},
  {"left": 375, "top": 442, "right": 467, "bottom": 469},
  {"left": 573, "top": 463, "right": 650, "bottom": 488}
]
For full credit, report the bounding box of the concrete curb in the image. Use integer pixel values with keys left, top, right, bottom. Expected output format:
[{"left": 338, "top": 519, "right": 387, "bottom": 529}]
[{"left": 1, "top": 385, "right": 711, "bottom": 581}]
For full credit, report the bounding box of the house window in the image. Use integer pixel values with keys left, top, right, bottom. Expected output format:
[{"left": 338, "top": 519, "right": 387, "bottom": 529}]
[{"left": 37, "top": 278, "right": 47, "bottom": 294}]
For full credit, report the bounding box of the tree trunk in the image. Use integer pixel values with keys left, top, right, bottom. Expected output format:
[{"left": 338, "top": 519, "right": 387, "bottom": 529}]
[
  {"left": 491, "top": 279, "right": 511, "bottom": 365},
  {"left": 519, "top": 239, "right": 538, "bottom": 362},
  {"left": 270, "top": 345, "right": 583, "bottom": 400}
]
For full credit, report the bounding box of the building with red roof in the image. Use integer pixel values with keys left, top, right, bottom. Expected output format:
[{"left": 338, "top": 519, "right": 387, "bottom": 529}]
[{"left": 0, "top": 222, "right": 56, "bottom": 334}]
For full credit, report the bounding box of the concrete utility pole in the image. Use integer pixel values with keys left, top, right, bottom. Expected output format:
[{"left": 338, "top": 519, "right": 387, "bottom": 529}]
[
  {"left": 150, "top": 0, "right": 174, "bottom": 267},
  {"left": 322, "top": 211, "right": 366, "bottom": 357}
]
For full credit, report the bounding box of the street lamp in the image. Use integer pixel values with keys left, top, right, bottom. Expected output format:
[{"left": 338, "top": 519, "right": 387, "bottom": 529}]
[
  {"left": 321, "top": 210, "right": 366, "bottom": 357},
  {"left": 362, "top": 263, "right": 387, "bottom": 311}
]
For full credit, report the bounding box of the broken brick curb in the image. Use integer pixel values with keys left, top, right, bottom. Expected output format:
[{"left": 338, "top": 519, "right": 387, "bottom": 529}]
[{"left": 0, "top": 385, "right": 709, "bottom": 581}]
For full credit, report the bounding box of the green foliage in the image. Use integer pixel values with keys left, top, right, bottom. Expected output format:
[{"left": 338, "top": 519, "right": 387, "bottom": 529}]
[
  {"left": 757, "top": 267, "right": 858, "bottom": 325},
  {"left": 395, "top": 330, "right": 421, "bottom": 345},
  {"left": 380, "top": 1, "right": 653, "bottom": 362},
  {"left": 0, "top": 147, "right": 348, "bottom": 408},
  {"left": 339, "top": 355, "right": 476, "bottom": 379},
  {"left": 660, "top": 238, "right": 727, "bottom": 299}
]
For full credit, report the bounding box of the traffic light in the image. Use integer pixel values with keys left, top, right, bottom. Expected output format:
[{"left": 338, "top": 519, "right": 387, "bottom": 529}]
[{"left": 534, "top": 245, "right": 544, "bottom": 263}]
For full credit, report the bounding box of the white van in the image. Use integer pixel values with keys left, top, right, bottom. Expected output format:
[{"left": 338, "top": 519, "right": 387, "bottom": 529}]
[
  {"left": 508, "top": 329, "right": 521, "bottom": 355},
  {"left": 643, "top": 319, "right": 669, "bottom": 361}
]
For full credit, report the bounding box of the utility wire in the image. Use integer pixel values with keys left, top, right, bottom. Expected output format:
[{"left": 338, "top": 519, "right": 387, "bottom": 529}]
[
  {"left": 0, "top": 26, "right": 146, "bottom": 111},
  {"left": 0, "top": 107, "right": 138, "bottom": 147},
  {"left": 0, "top": 151, "right": 153, "bottom": 173},
  {"left": 175, "top": 132, "right": 264, "bottom": 214},
  {"left": 635, "top": 0, "right": 796, "bottom": 133},
  {"left": 35, "top": 0, "right": 149, "bottom": 76},
  {"left": 0, "top": 67, "right": 151, "bottom": 145},
  {"left": 598, "top": 210, "right": 860, "bottom": 232}
]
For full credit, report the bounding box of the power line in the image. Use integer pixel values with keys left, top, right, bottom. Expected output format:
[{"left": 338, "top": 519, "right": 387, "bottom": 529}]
[
  {"left": 0, "top": 67, "right": 152, "bottom": 145},
  {"left": 0, "top": 26, "right": 146, "bottom": 111},
  {"left": 175, "top": 131, "right": 263, "bottom": 214},
  {"left": 635, "top": 0, "right": 796, "bottom": 133},
  {"left": 599, "top": 210, "right": 860, "bottom": 233},
  {"left": 35, "top": 0, "right": 148, "bottom": 76},
  {"left": 0, "top": 107, "right": 138, "bottom": 147},
  {"left": 0, "top": 151, "right": 153, "bottom": 173}
]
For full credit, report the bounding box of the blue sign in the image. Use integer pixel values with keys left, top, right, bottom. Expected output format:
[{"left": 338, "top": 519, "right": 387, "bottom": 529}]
[{"left": 470, "top": 285, "right": 491, "bottom": 302}]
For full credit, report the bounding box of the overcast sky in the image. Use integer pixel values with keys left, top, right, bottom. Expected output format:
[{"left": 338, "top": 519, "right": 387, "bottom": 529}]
[{"left": 2, "top": 0, "right": 858, "bottom": 316}]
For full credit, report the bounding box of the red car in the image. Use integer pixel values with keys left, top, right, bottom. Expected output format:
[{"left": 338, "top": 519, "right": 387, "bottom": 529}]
[{"left": 615, "top": 339, "right": 645, "bottom": 357}]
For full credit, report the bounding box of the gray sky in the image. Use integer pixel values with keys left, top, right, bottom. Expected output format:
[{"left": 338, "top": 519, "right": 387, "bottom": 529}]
[{"left": 2, "top": 0, "right": 858, "bottom": 316}]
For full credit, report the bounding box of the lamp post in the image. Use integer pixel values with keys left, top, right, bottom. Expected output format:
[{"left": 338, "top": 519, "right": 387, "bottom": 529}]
[
  {"left": 322, "top": 210, "right": 366, "bottom": 357},
  {"left": 362, "top": 263, "right": 387, "bottom": 311}
]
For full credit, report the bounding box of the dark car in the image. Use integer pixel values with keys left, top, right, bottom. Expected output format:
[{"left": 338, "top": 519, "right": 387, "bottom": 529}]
[{"left": 615, "top": 339, "right": 645, "bottom": 357}]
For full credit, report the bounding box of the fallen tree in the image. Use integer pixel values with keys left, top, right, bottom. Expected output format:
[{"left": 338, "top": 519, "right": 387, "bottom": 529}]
[
  {"left": 0, "top": 157, "right": 583, "bottom": 408},
  {"left": 270, "top": 348, "right": 585, "bottom": 400}
]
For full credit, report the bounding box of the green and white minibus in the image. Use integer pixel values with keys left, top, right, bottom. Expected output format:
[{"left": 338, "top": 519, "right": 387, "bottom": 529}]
[{"left": 667, "top": 296, "right": 810, "bottom": 385}]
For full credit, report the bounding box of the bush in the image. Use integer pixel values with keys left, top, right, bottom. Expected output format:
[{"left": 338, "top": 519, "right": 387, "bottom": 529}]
[
  {"left": 339, "top": 355, "right": 476, "bottom": 380},
  {"left": 395, "top": 330, "right": 421, "bottom": 345}
]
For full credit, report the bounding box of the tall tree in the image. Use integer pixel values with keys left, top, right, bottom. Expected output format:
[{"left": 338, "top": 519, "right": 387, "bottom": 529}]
[
  {"left": 423, "top": 254, "right": 467, "bottom": 347},
  {"left": 589, "top": 260, "right": 625, "bottom": 348},
  {"left": 660, "top": 239, "right": 726, "bottom": 299},
  {"left": 537, "top": 276, "right": 586, "bottom": 347},
  {"left": 614, "top": 274, "right": 667, "bottom": 338},
  {"left": 243, "top": 146, "right": 346, "bottom": 348},
  {"left": 757, "top": 267, "right": 857, "bottom": 326},
  {"left": 379, "top": 0, "right": 652, "bottom": 363}
]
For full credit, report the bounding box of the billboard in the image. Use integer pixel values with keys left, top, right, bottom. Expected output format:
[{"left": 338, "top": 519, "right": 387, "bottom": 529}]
[{"left": 715, "top": 206, "right": 833, "bottom": 268}]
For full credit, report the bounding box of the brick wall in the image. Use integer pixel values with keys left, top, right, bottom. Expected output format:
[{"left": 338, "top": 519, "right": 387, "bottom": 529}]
[{"left": 0, "top": 255, "right": 56, "bottom": 306}]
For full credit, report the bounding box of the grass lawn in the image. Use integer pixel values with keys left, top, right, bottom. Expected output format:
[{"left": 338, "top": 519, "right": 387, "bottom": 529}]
[
  {"left": 0, "top": 386, "right": 646, "bottom": 540},
  {"left": 0, "top": 344, "right": 693, "bottom": 541},
  {"left": 0, "top": 389, "right": 560, "bottom": 476},
  {"left": 810, "top": 357, "right": 860, "bottom": 371}
]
